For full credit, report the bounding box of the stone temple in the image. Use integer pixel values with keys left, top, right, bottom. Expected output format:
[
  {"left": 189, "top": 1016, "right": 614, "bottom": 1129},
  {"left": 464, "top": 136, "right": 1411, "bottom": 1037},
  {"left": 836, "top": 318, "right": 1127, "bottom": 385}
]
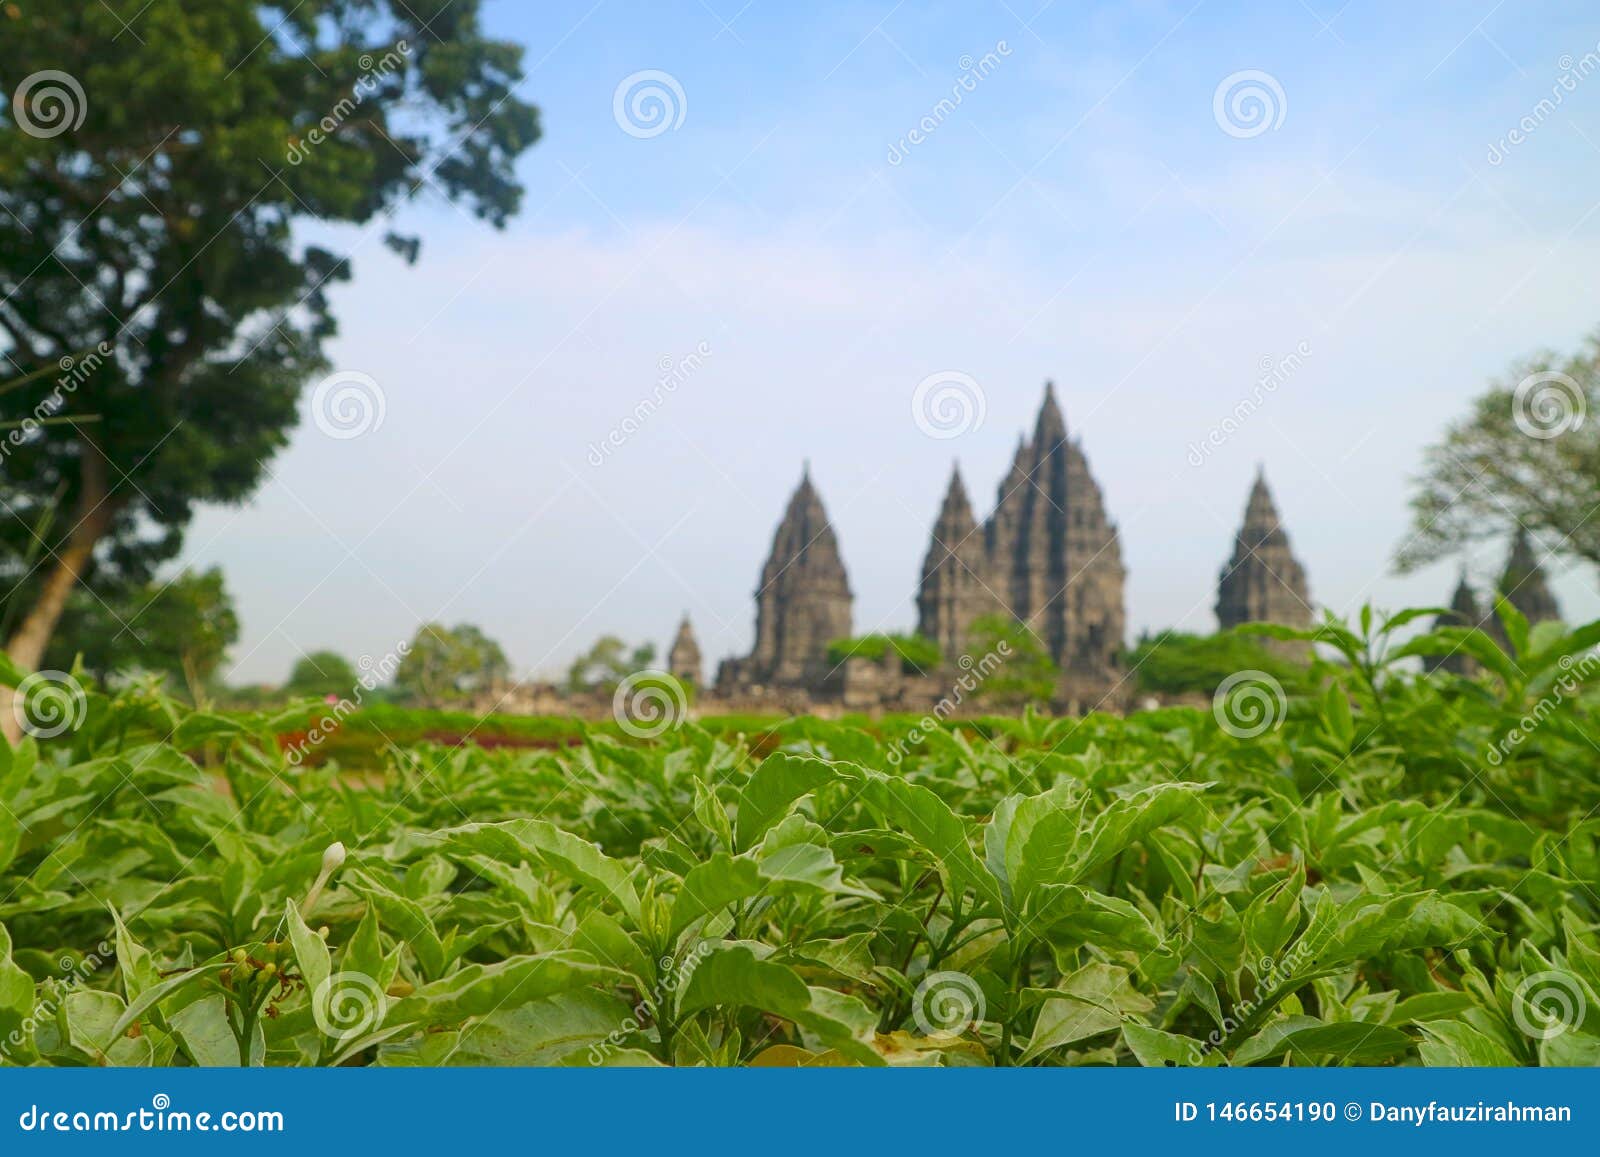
[
  {"left": 1215, "top": 466, "right": 1312, "bottom": 652},
  {"left": 1425, "top": 528, "right": 1562, "bottom": 676},
  {"left": 696, "top": 382, "right": 1318, "bottom": 714}
]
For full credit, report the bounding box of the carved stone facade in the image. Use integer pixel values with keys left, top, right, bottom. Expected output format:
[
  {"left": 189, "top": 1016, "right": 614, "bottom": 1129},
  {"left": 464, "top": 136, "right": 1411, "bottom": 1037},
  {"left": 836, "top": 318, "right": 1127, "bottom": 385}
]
[
  {"left": 715, "top": 465, "right": 853, "bottom": 693},
  {"left": 917, "top": 383, "right": 1126, "bottom": 702},
  {"left": 1215, "top": 468, "right": 1311, "bottom": 638}
]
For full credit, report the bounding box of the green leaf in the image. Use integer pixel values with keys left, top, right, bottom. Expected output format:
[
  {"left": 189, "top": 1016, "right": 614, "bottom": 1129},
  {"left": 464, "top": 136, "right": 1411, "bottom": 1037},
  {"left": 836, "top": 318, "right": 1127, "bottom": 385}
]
[
  {"left": 1232, "top": 1017, "right": 1413, "bottom": 1065},
  {"left": 284, "top": 898, "right": 331, "bottom": 1003},
  {"left": 734, "top": 753, "right": 852, "bottom": 850},
  {"left": 390, "top": 952, "right": 614, "bottom": 1026},
  {"left": 1019, "top": 962, "right": 1151, "bottom": 1063},
  {"left": 678, "top": 944, "right": 881, "bottom": 1064}
]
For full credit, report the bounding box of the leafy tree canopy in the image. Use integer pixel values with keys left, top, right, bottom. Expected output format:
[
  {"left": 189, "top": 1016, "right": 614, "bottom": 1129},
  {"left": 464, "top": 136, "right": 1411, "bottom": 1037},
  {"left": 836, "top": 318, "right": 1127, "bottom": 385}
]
[
  {"left": 567, "top": 636, "right": 656, "bottom": 691},
  {"left": 394, "top": 622, "right": 509, "bottom": 707},
  {"left": 965, "top": 614, "right": 1057, "bottom": 707},
  {"left": 0, "top": 0, "right": 540, "bottom": 691},
  {"left": 826, "top": 633, "right": 941, "bottom": 675},
  {"left": 285, "top": 650, "right": 359, "bottom": 699},
  {"left": 1397, "top": 331, "right": 1600, "bottom": 576},
  {"left": 46, "top": 565, "right": 238, "bottom": 702},
  {"left": 1125, "top": 629, "right": 1312, "bottom": 698}
]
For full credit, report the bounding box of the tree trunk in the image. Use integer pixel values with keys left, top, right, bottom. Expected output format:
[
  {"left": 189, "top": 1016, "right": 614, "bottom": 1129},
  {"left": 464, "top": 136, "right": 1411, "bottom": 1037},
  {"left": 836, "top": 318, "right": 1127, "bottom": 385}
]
[{"left": 2, "top": 443, "right": 112, "bottom": 743}]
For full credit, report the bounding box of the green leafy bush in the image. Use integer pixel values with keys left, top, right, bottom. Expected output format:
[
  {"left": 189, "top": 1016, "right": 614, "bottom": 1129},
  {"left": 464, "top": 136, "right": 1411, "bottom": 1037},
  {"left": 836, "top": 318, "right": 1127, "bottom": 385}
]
[
  {"left": 826, "top": 633, "right": 942, "bottom": 674},
  {"left": 0, "top": 605, "right": 1596, "bottom": 1067}
]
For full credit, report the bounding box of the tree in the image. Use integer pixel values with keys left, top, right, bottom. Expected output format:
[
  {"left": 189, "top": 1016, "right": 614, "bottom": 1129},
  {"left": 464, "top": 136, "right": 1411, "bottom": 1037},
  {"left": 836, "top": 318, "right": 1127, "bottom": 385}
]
[
  {"left": 285, "top": 651, "right": 359, "bottom": 700},
  {"left": 0, "top": 2, "right": 539, "bottom": 737},
  {"left": 1124, "top": 629, "right": 1311, "bottom": 698},
  {"left": 394, "top": 623, "right": 509, "bottom": 708},
  {"left": 1396, "top": 333, "right": 1600, "bottom": 576},
  {"left": 566, "top": 637, "right": 656, "bottom": 692},
  {"left": 47, "top": 566, "right": 239, "bottom": 702},
  {"left": 965, "top": 614, "right": 1058, "bottom": 708}
]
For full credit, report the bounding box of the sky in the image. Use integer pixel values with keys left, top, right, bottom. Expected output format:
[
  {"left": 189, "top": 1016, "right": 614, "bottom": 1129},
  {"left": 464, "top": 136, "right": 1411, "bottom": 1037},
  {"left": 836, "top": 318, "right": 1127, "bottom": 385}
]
[{"left": 185, "top": 0, "right": 1600, "bottom": 685}]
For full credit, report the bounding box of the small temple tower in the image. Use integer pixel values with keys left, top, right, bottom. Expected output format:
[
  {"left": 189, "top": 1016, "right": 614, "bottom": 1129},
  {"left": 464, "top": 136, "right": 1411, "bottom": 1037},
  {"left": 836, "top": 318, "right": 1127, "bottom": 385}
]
[
  {"left": 1216, "top": 467, "right": 1311, "bottom": 634},
  {"left": 1486, "top": 528, "right": 1561, "bottom": 654},
  {"left": 916, "top": 464, "right": 993, "bottom": 661},
  {"left": 1424, "top": 569, "right": 1483, "bottom": 677},
  {"left": 667, "top": 614, "right": 702, "bottom": 687},
  {"left": 718, "top": 464, "right": 853, "bottom": 689}
]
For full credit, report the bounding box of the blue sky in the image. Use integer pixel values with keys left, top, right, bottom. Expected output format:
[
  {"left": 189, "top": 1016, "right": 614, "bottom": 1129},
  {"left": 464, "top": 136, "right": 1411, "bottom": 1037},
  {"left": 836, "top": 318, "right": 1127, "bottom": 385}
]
[{"left": 188, "top": 0, "right": 1600, "bottom": 683}]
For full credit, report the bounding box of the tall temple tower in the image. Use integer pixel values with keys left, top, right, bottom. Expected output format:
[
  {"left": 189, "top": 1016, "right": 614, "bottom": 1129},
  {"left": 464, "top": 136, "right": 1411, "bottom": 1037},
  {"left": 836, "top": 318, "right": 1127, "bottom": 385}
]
[
  {"left": 719, "top": 465, "right": 853, "bottom": 689},
  {"left": 667, "top": 614, "right": 702, "bottom": 687},
  {"left": 915, "top": 382, "right": 1126, "bottom": 680},
  {"left": 1215, "top": 467, "right": 1311, "bottom": 633}
]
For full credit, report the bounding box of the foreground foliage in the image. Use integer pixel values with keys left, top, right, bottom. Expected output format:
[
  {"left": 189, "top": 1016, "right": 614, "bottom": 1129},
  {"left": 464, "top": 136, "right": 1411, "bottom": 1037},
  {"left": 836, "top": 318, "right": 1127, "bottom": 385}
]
[{"left": 0, "top": 606, "right": 1598, "bottom": 1067}]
